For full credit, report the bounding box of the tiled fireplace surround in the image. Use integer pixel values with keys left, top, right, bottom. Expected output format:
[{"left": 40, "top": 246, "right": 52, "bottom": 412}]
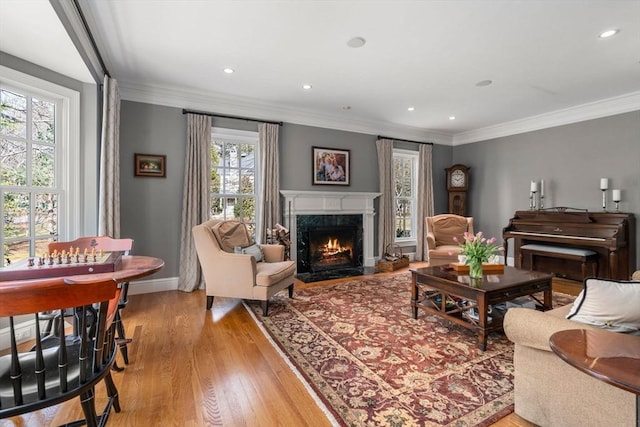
[{"left": 280, "top": 191, "right": 381, "bottom": 271}]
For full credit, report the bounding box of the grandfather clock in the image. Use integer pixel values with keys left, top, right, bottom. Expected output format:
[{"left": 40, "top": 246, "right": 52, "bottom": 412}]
[{"left": 445, "top": 164, "right": 470, "bottom": 216}]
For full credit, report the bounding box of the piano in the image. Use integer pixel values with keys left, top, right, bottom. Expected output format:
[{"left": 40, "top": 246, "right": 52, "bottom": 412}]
[{"left": 503, "top": 208, "right": 635, "bottom": 281}]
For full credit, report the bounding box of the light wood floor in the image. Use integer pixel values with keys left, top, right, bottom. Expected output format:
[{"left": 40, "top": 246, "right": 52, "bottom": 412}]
[{"left": 1, "top": 263, "right": 581, "bottom": 426}]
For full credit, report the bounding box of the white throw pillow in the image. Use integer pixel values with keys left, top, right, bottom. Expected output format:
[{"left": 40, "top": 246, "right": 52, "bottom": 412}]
[
  {"left": 234, "top": 243, "right": 264, "bottom": 262},
  {"left": 566, "top": 278, "right": 640, "bottom": 333}
]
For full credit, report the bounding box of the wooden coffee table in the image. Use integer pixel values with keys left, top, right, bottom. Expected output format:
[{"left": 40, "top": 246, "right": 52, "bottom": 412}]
[
  {"left": 550, "top": 329, "right": 640, "bottom": 426},
  {"left": 411, "top": 265, "right": 553, "bottom": 350}
]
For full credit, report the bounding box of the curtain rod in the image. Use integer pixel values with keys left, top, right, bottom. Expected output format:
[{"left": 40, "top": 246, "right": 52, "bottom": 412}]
[
  {"left": 182, "top": 109, "right": 283, "bottom": 126},
  {"left": 73, "top": 0, "right": 111, "bottom": 78},
  {"left": 377, "top": 135, "right": 433, "bottom": 145}
]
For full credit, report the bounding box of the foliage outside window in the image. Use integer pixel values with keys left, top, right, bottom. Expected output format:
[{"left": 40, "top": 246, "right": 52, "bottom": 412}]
[
  {"left": 1, "top": 86, "right": 59, "bottom": 264},
  {"left": 210, "top": 128, "right": 259, "bottom": 238},
  {"left": 393, "top": 149, "right": 418, "bottom": 243}
]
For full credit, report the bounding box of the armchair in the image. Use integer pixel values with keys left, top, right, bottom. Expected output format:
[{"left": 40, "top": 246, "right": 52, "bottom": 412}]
[
  {"left": 425, "top": 214, "right": 474, "bottom": 262},
  {"left": 192, "top": 219, "right": 296, "bottom": 316}
]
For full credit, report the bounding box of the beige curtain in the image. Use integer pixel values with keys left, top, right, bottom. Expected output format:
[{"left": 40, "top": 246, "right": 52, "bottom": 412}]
[
  {"left": 258, "top": 123, "right": 280, "bottom": 242},
  {"left": 376, "top": 138, "right": 395, "bottom": 258},
  {"left": 415, "top": 144, "right": 435, "bottom": 261},
  {"left": 98, "top": 75, "right": 121, "bottom": 237},
  {"left": 178, "top": 114, "right": 211, "bottom": 292}
]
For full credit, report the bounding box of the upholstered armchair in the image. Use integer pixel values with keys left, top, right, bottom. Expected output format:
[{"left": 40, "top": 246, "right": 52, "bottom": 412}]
[
  {"left": 425, "top": 214, "right": 474, "bottom": 262},
  {"left": 192, "top": 219, "right": 296, "bottom": 316}
]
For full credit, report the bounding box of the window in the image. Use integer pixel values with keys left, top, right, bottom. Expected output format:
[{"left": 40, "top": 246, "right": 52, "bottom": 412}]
[
  {"left": 393, "top": 149, "right": 418, "bottom": 244},
  {"left": 1, "top": 67, "right": 80, "bottom": 266},
  {"left": 210, "top": 127, "right": 260, "bottom": 237}
]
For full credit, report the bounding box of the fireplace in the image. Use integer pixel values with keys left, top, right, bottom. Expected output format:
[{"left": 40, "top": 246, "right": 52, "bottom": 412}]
[
  {"left": 296, "top": 214, "right": 363, "bottom": 274},
  {"left": 280, "top": 190, "right": 381, "bottom": 279}
]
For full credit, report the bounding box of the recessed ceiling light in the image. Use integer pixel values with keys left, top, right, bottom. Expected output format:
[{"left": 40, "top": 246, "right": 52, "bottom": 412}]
[
  {"left": 407, "top": 107, "right": 415, "bottom": 112},
  {"left": 347, "top": 37, "right": 366, "bottom": 48},
  {"left": 223, "top": 68, "right": 234, "bottom": 74},
  {"left": 449, "top": 116, "right": 456, "bottom": 120},
  {"left": 599, "top": 29, "right": 619, "bottom": 38},
  {"left": 303, "top": 84, "right": 312, "bottom": 90},
  {"left": 475, "top": 79, "right": 493, "bottom": 87}
]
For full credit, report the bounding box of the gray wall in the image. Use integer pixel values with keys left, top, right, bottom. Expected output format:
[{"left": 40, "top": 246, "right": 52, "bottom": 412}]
[
  {"left": 452, "top": 110, "right": 640, "bottom": 268},
  {"left": 120, "top": 101, "right": 454, "bottom": 278},
  {"left": 1, "top": 52, "right": 99, "bottom": 236}
]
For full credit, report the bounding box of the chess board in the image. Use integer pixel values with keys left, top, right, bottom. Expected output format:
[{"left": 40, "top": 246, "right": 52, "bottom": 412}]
[{"left": 0, "top": 252, "right": 122, "bottom": 281}]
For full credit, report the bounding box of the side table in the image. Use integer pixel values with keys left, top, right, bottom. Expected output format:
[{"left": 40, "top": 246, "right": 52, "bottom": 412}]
[{"left": 549, "top": 329, "right": 640, "bottom": 427}]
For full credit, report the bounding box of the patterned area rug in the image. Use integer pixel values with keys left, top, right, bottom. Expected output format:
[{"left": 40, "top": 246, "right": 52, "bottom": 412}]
[{"left": 246, "top": 272, "right": 574, "bottom": 427}]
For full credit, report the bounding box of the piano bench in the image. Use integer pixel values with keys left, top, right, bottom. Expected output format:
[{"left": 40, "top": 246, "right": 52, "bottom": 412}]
[{"left": 520, "top": 244, "right": 598, "bottom": 280}]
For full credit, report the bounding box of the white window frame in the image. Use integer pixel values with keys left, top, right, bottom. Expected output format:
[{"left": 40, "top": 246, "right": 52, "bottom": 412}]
[
  {"left": 210, "top": 127, "right": 261, "bottom": 235},
  {"left": 393, "top": 148, "right": 418, "bottom": 247},
  {"left": 0, "top": 65, "right": 81, "bottom": 257}
]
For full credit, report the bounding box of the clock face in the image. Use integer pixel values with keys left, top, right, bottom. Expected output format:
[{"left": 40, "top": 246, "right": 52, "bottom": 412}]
[{"left": 451, "top": 169, "right": 466, "bottom": 187}]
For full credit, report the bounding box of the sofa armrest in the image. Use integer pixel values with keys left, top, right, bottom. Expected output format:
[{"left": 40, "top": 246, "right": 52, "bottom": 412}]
[
  {"left": 260, "top": 244, "right": 285, "bottom": 262},
  {"left": 504, "top": 306, "right": 595, "bottom": 352}
]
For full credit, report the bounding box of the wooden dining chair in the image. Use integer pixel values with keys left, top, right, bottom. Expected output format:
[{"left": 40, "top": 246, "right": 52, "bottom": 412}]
[
  {"left": 0, "top": 276, "right": 121, "bottom": 426},
  {"left": 48, "top": 236, "right": 135, "bottom": 369}
]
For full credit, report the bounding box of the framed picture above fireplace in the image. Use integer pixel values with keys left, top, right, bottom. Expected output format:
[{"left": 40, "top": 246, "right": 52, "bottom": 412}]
[{"left": 312, "top": 146, "right": 350, "bottom": 186}]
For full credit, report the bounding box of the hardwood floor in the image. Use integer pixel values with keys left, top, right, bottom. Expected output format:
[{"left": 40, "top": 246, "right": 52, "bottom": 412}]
[{"left": 1, "top": 263, "right": 581, "bottom": 426}]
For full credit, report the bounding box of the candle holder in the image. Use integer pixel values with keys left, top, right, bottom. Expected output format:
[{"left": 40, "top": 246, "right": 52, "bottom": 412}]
[
  {"left": 601, "top": 189, "right": 607, "bottom": 211},
  {"left": 539, "top": 194, "right": 544, "bottom": 210},
  {"left": 529, "top": 191, "right": 537, "bottom": 210},
  {"left": 613, "top": 200, "right": 620, "bottom": 212}
]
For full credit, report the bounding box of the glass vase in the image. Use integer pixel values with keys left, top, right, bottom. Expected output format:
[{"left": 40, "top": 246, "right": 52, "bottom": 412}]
[{"left": 468, "top": 259, "right": 484, "bottom": 279}]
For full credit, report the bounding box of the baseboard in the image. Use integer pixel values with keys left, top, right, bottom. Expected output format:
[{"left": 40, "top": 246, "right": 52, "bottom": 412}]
[{"left": 128, "top": 276, "right": 179, "bottom": 295}]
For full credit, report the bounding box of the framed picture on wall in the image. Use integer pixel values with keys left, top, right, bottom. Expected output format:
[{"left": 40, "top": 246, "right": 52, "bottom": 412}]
[
  {"left": 312, "top": 146, "right": 350, "bottom": 186},
  {"left": 134, "top": 153, "right": 166, "bottom": 177}
]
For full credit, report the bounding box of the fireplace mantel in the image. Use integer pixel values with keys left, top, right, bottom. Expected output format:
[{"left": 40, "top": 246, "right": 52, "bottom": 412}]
[{"left": 280, "top": 190, "right": 381, "bottom": 267}]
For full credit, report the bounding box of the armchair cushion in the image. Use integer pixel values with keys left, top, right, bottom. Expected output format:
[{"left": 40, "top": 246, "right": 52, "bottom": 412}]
[
  {"left": 566, "top": 278, "right": 640, "bottom": 333},
  {"left": 256, "top": 261, "right": 296, "bottom": 287},
  {"left": 432, "top": 215, "right": 469, "bottom": 246},
  {"left": 211, "top": 220, "right": 254, "bottom": 253}
]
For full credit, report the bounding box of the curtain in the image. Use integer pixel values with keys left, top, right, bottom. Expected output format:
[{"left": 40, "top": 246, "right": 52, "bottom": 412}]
[
  {"left": 258, "top": 123, "right": 280, "bottom": 242},
  {"left": 415, "top": 144, "right": 435, "bottom": 261},
  {"left": 376, "top": 138, "right": 395, "bottom": 258},
  {"left": 98, "top": 75, "right": 121, "bottom": 237},
  {"left": 177, "top": 114, "right": 211, "bottom": 292}
]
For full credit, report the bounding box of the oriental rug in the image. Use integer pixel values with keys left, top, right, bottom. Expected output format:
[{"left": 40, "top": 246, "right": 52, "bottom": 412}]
[{"left": 245, "top": 272, "right": 574, "bottom": 427}]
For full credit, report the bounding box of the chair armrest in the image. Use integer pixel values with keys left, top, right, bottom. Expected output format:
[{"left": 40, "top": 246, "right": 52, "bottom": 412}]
[
  {"left": 260, "top": 244, "right": 285, "bottom": 262},
  {"left": 426, "top": 232, "right": 436, "bottom": 249},
  {"left": 503, "top": 307, "right": 595, "bottom": 352}
]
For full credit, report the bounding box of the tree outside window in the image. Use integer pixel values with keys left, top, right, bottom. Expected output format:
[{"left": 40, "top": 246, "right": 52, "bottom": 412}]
[
  {"left": 393, "top": 150, "right": 418, "bottom": 242},
  {"left": 210, "top": 129, "right": 259, "bottom": 238},
  {"left": 1, "top": 87, "right": 59, "bottom": 264}
]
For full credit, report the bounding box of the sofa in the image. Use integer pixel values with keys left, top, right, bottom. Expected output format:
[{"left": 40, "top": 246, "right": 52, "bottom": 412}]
[{"left": 504, "top": 302, "right": 636, "bottom": 426}]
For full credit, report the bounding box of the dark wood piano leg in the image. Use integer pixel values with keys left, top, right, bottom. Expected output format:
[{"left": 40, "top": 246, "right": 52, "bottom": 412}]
[{"left": 609, "top": 251, "right": 618, "bottom": 279}]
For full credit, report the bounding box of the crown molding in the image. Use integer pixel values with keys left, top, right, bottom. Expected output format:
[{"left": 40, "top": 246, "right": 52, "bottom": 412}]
[
  {"left": 453, "top": 91, "right": 640, "bottom": 145},
  {"left": 119, "top": 81, "right": 453, "bottom": 145}
]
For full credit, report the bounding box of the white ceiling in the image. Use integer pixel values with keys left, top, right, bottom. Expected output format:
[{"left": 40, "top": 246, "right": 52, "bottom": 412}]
[{"left": 3, "top": 1, "right": 640, "bottom": 144}]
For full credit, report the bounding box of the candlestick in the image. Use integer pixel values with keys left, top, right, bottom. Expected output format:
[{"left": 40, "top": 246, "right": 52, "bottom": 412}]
[
  {"left": 540, "top": 179, "right": 545, "bottom": 197},
  {"left": 529, "top": 191, "right": 537, "bottom": 210},
  {"left": 601, "top": 189, "right": 607, "bottom": 211}
]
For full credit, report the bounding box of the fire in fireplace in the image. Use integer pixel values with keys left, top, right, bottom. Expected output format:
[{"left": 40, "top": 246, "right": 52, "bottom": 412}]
[
  {"left": 309, "top": 227, "right": 355, "bottom": 271},
  {"left": 296, "top": 214, "right": 363, "bottom": 275}
]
